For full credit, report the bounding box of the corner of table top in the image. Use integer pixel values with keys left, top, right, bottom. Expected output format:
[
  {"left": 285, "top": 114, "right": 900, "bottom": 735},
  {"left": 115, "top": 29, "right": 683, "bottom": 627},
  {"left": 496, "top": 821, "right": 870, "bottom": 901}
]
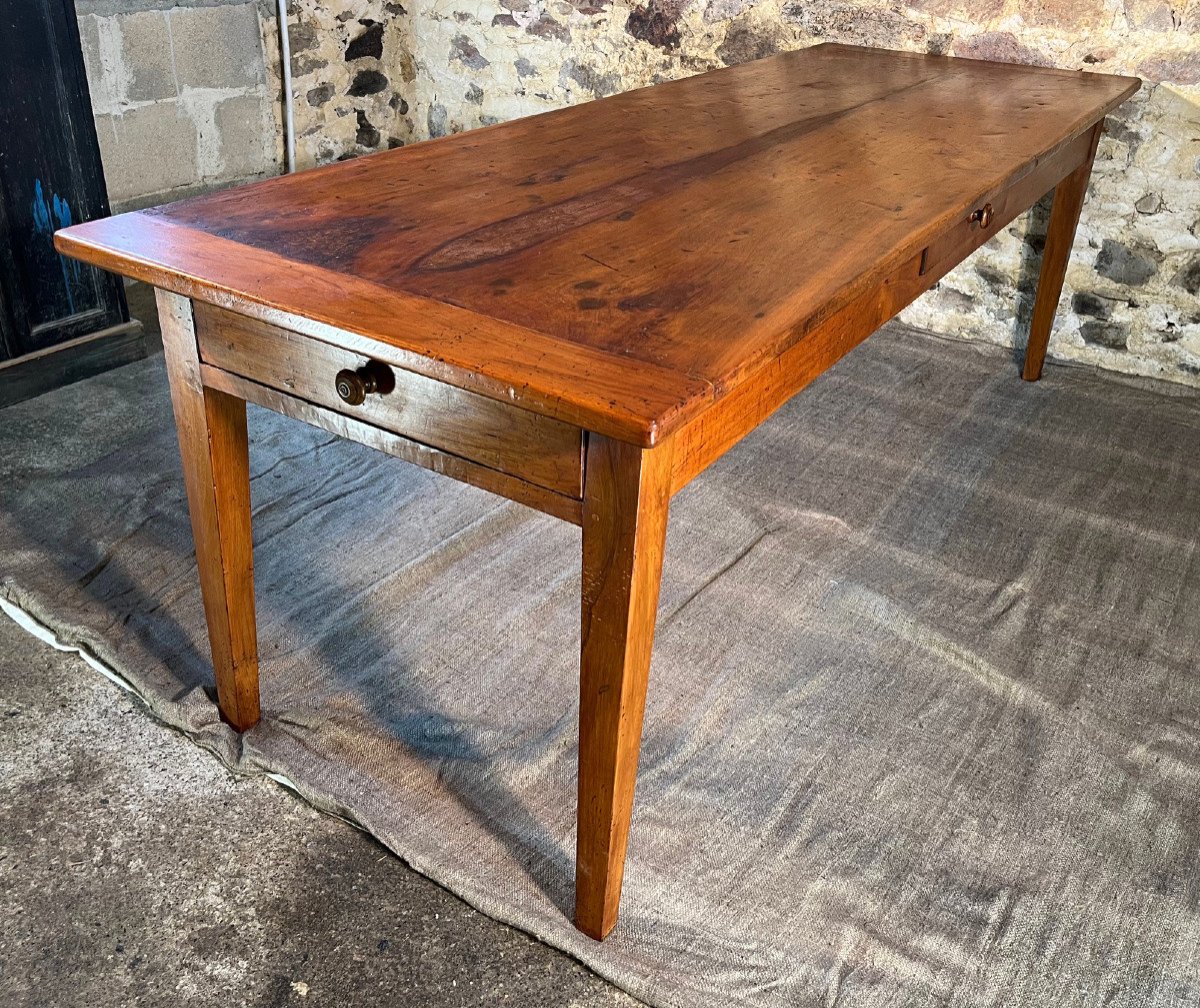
[{"left": 53, "top": 212, "right": 717, "bottom": 450}]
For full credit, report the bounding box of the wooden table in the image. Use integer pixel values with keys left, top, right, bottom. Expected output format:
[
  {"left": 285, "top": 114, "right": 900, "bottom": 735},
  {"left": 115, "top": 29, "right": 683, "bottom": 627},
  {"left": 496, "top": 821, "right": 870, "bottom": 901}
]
[{"left": 57, "top": 44, "right": 1138, "bottom": 940}]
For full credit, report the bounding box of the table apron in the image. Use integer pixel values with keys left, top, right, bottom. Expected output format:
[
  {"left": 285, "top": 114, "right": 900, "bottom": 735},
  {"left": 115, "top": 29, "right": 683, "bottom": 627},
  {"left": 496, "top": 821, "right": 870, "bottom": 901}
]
[
  {"left": 669, "top": 121, "right": 1102, "bottom": 494},
  {"left": 919, "top": 127, "right": 1097, "bottom": 280},
  {"left": 199, "top": 362, "right": 584, "bottom": 525},
  {"left": 193, "top": 300, "right": 586, "bottom": 500},
  {"left": 183, "top": 121, "right": 1103, "bottom": 516}
]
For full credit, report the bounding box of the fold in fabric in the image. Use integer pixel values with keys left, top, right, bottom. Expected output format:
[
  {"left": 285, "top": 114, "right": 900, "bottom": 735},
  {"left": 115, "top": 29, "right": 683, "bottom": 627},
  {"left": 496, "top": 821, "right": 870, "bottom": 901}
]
[{"left": 3, "top": 323, "right": 1199, "bottom": 1008}]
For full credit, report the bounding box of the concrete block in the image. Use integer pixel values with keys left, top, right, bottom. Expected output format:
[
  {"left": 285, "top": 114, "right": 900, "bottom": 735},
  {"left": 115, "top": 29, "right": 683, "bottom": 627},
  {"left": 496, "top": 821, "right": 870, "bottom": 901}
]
[
  {"left": 78, "top": 12, "right": 122, "bottom": 115},
  {"left": 212, "top": 92, "right": 276, "bottom": 180},
  {"left": 118, "top": 10, "right": 177, "bottom": 103},
  {"left": 169, "top": 3, "right": 265, "bottom": 90},
  {"left": 101, "top": 101, "right": 199, "bottom": 205},
  {"left": 76, "top": 13, "right": 104, "bottom": 97}
]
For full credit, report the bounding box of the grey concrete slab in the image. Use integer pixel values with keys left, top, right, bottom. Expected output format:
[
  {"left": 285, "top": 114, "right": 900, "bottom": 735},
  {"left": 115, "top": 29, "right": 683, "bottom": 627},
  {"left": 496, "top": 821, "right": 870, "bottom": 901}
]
[
  {"left": 213, "top": 92, "right": 278, "bottom": 180},
  {"left": 101, "top": 102, "right": 200, "bottom": 201},
  {"left": 0, "top": 613, "right": 640, "bottom": 1007},
  {"left": 75, "top": 0, "right": 273, "bottom": 20},
  {"left": 120, "top": 10, "right": 178, "bottom": 103},
  {"left": 168, "top": 3, "right": 266, "bottom": 90}
]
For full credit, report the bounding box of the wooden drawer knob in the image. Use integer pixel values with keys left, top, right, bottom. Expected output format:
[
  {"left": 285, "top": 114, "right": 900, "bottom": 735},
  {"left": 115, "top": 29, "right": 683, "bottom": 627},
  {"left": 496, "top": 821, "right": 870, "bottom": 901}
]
[
  {"left": 334, "top": 361, "right": 394, "bottom": 405},
  {"left": 971, "top": 202, "right": 994, "bottom": 229}
]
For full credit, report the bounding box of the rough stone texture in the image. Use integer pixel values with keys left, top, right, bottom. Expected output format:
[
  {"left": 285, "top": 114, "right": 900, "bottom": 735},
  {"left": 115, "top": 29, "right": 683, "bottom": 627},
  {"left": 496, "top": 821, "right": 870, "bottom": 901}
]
[
  {"left": 261, "top": 1, "right": 420, "bottom": 167},
  {"left": 75, "top": 0, "right": 282, "bottom": 209},
  {"left": 0, "top": 612, "right": 636, "bottom": 1008},
  {"left": 347, "top": 21, "right": 385, "bottom": 60},
  {"left": 1096, "top": 237, "right": 1162, "bottom": 286},
  {"left": 273, "top": 0, "right": 1200, "bottom": 387}
]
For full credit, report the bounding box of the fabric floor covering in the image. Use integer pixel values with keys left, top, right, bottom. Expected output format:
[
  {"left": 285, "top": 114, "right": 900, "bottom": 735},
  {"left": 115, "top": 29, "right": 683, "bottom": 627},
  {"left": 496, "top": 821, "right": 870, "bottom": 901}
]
[{"left": 3, "top": 323, "right": 1200, "bottom": 1007}]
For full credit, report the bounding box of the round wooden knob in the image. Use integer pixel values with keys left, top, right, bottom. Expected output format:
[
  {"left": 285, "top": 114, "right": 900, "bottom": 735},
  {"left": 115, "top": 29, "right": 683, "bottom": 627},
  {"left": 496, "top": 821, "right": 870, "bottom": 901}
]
[
  {"left": 334, "top": 362, "right": 394, "bottom": 405},
  {"left": 972, "top": 203, "right": 994, "bottom": 229},
  {"left": 335, "top": 367, "right": 375, "bottom": 406}
]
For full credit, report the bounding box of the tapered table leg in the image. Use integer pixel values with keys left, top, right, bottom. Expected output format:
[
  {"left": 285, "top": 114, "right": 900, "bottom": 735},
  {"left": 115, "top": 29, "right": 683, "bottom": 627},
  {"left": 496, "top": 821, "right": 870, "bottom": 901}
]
[
  {"left": 1022, "top": 123, "right": 1103, "bottom": 382},
  {"left": 575, "top": 433, "right": 673, "bottom": 940},
  {"left": 156, "top": 290, "right": 261, "bottom": 731}
]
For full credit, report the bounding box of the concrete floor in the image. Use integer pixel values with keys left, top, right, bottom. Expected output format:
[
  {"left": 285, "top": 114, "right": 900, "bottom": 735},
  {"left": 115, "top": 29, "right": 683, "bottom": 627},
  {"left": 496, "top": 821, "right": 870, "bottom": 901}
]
[
  {"left": 0, "top": 610, "right": 640, "bottom": 1008},
  {"left": 0, "top": 284, "right": 640, "bottom": 1007}
]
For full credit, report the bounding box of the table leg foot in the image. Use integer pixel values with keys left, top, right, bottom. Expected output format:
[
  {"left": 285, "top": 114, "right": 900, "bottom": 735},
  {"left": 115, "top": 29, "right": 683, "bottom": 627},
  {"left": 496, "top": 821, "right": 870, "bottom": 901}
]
[
  {"left": 1022, "top": 122, "right": 1103, "bottom": 383},
  {"left": 157, "top": 290, "right": 261, "bottom": 732},
  {"left": 575, "top": 433, "right": 672, "bottom": 940}
]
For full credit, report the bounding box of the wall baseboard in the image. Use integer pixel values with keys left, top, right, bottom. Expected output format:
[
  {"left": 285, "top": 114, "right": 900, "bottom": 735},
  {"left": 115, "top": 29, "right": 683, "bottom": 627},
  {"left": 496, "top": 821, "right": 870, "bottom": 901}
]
[{"left": 0, "top": 319, "right": 147, "bottom": 408}]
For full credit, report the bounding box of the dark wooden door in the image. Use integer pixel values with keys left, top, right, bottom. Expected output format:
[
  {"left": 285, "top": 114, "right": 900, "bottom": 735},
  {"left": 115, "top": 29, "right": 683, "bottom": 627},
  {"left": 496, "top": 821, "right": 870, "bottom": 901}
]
[{"left": 0, "top": 0, "right": 129, "bottom": 362}]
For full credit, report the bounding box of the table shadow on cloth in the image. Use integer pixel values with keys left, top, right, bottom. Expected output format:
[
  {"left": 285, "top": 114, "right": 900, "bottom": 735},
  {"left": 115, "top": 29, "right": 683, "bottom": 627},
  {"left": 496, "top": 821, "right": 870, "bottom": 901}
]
[{"left": 2, "top": 323, "right": 1200, "bottom": 1008}]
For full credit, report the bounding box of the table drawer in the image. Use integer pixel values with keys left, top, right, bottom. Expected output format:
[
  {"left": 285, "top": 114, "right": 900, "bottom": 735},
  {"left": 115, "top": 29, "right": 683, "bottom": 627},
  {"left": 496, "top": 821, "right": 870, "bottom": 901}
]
[
  {"left": 919, "top": 128, "right": 1096, "bottom": 280},
  {"left": 193, "top": 303, "right": 584, "bottom": 497}
]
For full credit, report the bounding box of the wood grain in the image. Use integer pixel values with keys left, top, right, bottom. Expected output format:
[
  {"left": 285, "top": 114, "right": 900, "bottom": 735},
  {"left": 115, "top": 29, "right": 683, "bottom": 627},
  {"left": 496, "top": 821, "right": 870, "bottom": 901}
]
[
  {"left": 157, "top": 290, "right": 260, "bottom": 731},
  {"left": 918, "top": 126, "right": 1095, "bottom": 280},
  {"left": 670, "top": 251, "right": 918, "bottom": 490},
  {"left": 576, "top": 434, "right": 673, "bottom": 940},
  {"left": 56, "top": 45, "right": 1139, "bottom": 445},
  {"left": 1023, "top": 123, "right": 1104, "bottom": 382},
  {"left": 669, "top": 118, "right": 1103, "bottom": 492},
  {"left": 83, "top": 219, "right": 706, "bottom": 447},
  {"left": 200, "top": 363, "right": 584, "bottom": 525},
  {"left": 194, "top": 302, "right": 584, "bottom": 496}
]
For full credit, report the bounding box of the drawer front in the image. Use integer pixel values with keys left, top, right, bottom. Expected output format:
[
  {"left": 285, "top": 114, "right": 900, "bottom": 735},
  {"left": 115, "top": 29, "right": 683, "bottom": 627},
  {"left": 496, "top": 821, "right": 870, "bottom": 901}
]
[
  {"left": 919, "top": 127, "right": 1096, "bottom": 281},
  {"left": 194, "top": 303, "right": 584, "bottom": 497}
]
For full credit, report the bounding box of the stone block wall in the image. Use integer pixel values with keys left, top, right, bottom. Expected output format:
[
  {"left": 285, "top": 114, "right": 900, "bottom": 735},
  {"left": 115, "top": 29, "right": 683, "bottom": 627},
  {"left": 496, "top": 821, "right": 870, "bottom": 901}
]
[
  {"left": 265, "top": 0, "right": 420, "bottom": 168},
  {"left": 276, "top": 0, "right": 1200, "bottom": 388},
  {"left": 75, "top": 0, "right": 283, "bottom": 210}
]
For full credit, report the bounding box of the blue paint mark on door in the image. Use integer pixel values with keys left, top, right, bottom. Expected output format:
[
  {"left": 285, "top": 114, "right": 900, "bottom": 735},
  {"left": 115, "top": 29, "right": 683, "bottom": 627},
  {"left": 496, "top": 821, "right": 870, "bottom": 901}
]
[{"left": 31, "top": 178, "right": 80, "bottom": 314}]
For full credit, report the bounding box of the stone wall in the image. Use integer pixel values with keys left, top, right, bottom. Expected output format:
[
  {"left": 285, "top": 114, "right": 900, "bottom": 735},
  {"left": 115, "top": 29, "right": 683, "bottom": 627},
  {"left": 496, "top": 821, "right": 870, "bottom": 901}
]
[
  {"left": 267, "top": 0, "right": 420, "bottom": 167},
  {"left": 75, "top": 0, "right": 283, "bottom": 210},
  {"left": 278, "top": 0, "right": 1200, "bottom": 387}
]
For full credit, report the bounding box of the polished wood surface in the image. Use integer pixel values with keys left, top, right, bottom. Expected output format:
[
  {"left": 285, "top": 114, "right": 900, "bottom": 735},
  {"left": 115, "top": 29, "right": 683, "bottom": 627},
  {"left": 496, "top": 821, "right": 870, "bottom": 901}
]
[
  {"left": 1023, "top": 124, "right": 1104, "bottom": 381},
  {"left": 917, "top": 125, "right": 1096, "bottom": 281},
  {"left": 57, "top": 44, "right": 1138, "bottom": 446},
  {"left": 194, "top": 302, "right": 584, "bottom": 496},
  {"left": 672, "top": 250, "right": 922, "bottom": 491},
  {"left": 576, "top": 435, "right": 673, "bottom": 940},
  {"left": 158, "top": 290, "right": 260, "bottom": 731},
  {"left": 669, "top": 117, "right": 1108, "bottom": 492}
]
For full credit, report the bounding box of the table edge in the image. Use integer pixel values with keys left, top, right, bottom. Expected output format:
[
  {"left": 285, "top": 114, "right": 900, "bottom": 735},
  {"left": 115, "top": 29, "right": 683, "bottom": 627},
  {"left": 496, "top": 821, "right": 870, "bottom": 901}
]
[
  {"left": 55, "top": 218, "right": 716, "bottom": 447},
  {"left": 55, "top": 52, "right": 1141, "bottom": 446}
]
